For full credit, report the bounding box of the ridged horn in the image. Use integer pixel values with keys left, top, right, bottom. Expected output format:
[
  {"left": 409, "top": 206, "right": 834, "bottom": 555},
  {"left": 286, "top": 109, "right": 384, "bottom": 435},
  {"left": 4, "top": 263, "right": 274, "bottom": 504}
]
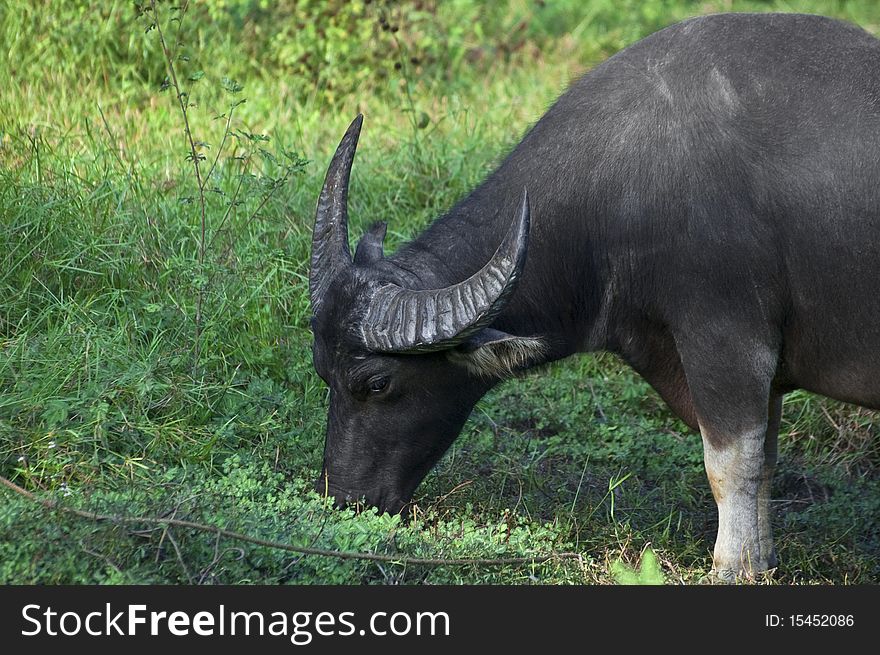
[
  {"left": 361, "top": 189, "right": 531, "bottom": 352},
  {"left": 310, "top": 114, "right": 363, "bottom": 312}
]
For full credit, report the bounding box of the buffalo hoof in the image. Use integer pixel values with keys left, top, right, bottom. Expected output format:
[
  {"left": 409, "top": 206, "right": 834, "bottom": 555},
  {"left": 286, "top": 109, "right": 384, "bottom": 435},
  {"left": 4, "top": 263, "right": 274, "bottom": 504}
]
[{"left": 706, "top": 563, "right": 778, "bottom": 584}]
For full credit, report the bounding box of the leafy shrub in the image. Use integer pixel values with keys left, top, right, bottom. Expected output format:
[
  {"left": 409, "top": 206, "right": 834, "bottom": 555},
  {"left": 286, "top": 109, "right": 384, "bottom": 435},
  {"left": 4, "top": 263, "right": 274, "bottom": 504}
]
[{"left": 0, "top": 457, "right": 580, "bottom": 584}]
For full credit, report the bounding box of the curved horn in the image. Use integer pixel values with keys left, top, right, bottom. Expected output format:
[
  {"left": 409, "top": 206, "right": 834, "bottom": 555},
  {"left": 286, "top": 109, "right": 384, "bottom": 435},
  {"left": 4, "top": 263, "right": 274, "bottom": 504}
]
[
  {"left": 361, "top": 189, "right": 531, "bottom": 352},
  {"left": 310, "top": 114, "right": 363, "bottom": 312}
]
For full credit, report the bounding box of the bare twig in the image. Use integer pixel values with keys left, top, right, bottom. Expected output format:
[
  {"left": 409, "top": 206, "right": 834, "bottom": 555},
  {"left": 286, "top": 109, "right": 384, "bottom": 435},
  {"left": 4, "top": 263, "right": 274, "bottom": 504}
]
[
  {"left": 197, "top": 530, "right": 240, "bottom": 584},
  {"left": 150, "top": 0, "right": 208, "bottom": 370},
  {"left": 204, "top": 168, "right": 248, "bottom": 255},
  {"left": 165, "top": 528, "right": 195, "bottom": 584},
  {"left": 198, "top": 545, "right": 245, "bottom": 584},
  {"left": 155, "top": 499, "right": 196, "bottom": 583},
  {"left": 79, "top": 540, "right": 129, "bottom": 581},
  {"left": 1, "top": 475, "right": 585, "bottom": 569},
  {"left": 209, "top": 178, "right": 281, "bottom": 268},
  {"left": 204, "top": 104, "right": 237, "bottom": 184},
  {"left": 282, "top": 502, "right": 332, "bottom": 573}
]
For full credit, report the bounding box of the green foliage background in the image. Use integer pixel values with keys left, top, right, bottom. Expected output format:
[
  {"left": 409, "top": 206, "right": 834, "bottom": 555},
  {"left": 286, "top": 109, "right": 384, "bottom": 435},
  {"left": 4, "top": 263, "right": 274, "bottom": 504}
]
[{"left": 1, "top": 0, "right": 878, "bottom": 584}]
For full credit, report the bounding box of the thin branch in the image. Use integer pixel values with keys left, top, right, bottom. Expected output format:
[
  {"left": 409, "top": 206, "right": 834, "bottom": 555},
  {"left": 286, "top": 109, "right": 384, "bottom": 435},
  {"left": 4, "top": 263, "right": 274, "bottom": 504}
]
[
  {"left": 79, "top": 540, "right": 130, "bottom": 581},
  {"left": 170, "top": 1, "right": 191, "bottom": 67},
  {"left": 204, "top": 104, "right": 237, "bottom": 184},
  {"left": 165, "top": 527, "right": 195, "bottom": 584},
  {"left": 150, "top": 0, "right": 208, "bottom": 370},
  {"left": 197, "top": 530, "right": 243, "bottom": 584},
  {"left": 156, "top": 499, "right": 196, "bottom": 584},
  {"left": 205, "top": 166, "right": 248, "bottom": 255},
  {"left": 204, "top": 175, "right": 284, "bottom": 289},
  {"left": 1, "top": 475, "right": 585, "bottom": 569},
  {"left": 282, "top": 501, "right": 332, "bottom": 574}
]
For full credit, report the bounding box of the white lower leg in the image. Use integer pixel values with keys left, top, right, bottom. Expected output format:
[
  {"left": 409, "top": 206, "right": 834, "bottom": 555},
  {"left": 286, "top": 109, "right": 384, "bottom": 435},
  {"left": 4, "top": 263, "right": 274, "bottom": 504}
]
[{"left": 703, "top": 426, "right": 774, "bottom": 579}]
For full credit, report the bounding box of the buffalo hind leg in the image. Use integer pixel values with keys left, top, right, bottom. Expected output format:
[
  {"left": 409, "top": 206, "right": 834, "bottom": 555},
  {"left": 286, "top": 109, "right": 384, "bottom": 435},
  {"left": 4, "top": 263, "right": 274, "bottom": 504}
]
[
  {"left": 701, "top": 392, "right": 781, "bottom": 580},
  {"left": 700, "top": 424, "right": 769, "bottom": 580},
  {"left": 677, "top": 333, "right": 779, "bottom": 581}
]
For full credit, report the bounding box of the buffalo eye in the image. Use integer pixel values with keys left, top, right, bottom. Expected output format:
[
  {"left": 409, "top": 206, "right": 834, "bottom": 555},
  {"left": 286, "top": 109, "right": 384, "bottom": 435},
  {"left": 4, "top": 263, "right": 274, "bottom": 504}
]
[{"left": 367, "top": 377, "right": 389, "bottom": 393}]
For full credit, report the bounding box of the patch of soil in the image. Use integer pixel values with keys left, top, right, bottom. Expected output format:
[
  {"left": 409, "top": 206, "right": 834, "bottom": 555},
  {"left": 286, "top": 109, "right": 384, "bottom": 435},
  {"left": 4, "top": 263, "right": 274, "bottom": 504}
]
[
  {"left": 502, "top": 416, "right": 561, "bottom": 440},
  {"left": 774, "top": 465, "right": 832, "bottom": 515}
]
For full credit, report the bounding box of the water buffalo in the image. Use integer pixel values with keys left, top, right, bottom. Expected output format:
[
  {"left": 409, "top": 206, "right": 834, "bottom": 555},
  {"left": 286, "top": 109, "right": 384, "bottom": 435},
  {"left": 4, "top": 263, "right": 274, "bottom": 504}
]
[{"left": 308, "top": 12, "right": 880, "bottom": 580}]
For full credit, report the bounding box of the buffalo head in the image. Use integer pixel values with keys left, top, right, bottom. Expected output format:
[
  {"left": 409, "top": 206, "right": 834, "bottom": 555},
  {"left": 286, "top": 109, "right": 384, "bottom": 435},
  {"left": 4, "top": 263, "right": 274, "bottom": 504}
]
[{"left": 308, "top": 115, "right": 544, "bottom": 513}]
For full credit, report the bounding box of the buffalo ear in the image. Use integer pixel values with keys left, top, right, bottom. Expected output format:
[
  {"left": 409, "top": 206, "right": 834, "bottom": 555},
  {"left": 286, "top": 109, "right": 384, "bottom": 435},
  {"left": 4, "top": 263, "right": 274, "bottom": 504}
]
[
  {"left": 354, "top": 222, "right": 387, "bottom": 265},
  {"left": 448, "top": 328, "right": 546, "bottom": 379}
]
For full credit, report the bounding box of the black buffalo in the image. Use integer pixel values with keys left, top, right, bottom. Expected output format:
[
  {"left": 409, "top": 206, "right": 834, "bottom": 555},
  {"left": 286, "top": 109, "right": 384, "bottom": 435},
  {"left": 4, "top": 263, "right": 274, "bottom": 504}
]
[{"left": 308, "top": 13, "right": 880, "bottom": 580}]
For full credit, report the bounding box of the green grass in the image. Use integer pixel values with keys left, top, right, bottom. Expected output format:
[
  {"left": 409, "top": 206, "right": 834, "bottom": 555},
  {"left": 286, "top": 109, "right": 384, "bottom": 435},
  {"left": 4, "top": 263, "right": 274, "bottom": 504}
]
[{"left": 1, "top": 0, "right": 878, "bottom": 584}]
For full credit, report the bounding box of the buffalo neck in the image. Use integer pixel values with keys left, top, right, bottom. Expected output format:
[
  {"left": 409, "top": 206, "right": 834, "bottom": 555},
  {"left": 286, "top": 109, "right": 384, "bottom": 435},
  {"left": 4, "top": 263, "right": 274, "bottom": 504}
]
[{"left": 390, "top": 154, "right": 610, "bottom": 362}]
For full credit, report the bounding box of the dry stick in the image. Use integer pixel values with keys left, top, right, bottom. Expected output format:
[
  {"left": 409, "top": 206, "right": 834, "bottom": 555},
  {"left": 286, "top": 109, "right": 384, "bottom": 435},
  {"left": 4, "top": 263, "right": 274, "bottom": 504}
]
[
  {"left": 79, "top": 540, "right": 129, "bottom": 580},
  {"left": 0, "top": 476, "right": 584, "bottom": 568},
  {"left": 150, "top": 0, "right": 208, "bottom": 370},
  {"left": 203, "top": 102, "right": 237, "bottom": 185},
  {"left": 165, "top": 528, "right": 195, "bottom": 585},
  {"left": 204, "top": 168, "right": 247, "bottom": 256},
  {"left": 204, "top": 178, "right": 282, "bottom": 290},
  {"left": 197, "top": 167, "right": 294, "bottom": 306}
]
